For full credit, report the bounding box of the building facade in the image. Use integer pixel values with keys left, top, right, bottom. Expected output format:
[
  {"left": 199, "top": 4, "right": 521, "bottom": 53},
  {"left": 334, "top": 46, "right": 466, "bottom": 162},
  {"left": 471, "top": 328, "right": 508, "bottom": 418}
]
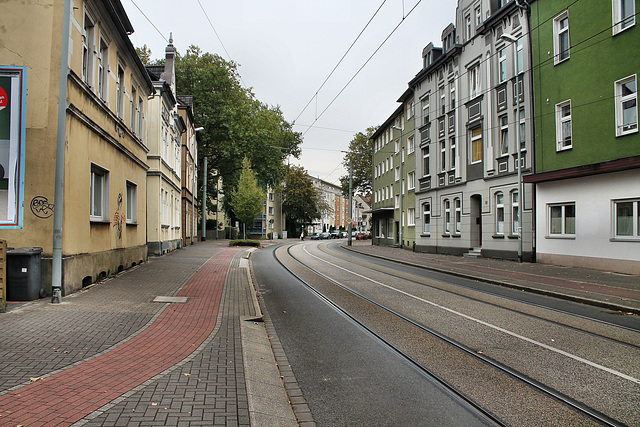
[
  {"left": 0, "top": 0, "right": 153, "bottom": 294},
  {"left": 409, "top": 0, "right": 534, "bottom": 260},
  {"left": 178, "top": 95, "right": 198, "bottom": 246},
  {"left": 145, "top": 40, "right": 184, "bottom": 255},
  {"left": 526, "top": 0, "right": 639, "bottom": 274}
]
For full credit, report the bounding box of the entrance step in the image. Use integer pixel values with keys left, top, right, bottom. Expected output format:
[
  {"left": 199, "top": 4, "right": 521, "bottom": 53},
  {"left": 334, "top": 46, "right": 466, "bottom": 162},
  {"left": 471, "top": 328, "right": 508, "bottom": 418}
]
[{"left": 463, "top": 248, "right": 482, "bottom": 258}]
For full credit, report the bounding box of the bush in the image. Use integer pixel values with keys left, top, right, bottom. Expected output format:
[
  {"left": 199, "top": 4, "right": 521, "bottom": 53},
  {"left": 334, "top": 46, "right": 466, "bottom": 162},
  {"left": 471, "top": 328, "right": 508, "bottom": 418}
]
[{"left": 229, "top": 239, "right": 261, "bottom": 247}]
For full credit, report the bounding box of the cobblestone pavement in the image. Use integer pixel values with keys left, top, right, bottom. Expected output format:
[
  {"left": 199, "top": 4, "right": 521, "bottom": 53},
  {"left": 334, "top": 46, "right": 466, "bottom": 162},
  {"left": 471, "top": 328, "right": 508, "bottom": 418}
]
[{"left": 0, "top": 242, "right": 269, "bottom": 427}]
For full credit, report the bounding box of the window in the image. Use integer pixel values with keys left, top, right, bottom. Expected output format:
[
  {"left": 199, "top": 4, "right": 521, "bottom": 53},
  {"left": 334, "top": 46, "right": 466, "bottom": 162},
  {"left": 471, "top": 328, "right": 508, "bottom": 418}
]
[
  {"left": 519, "top": 108, "right": 526, "bottom": 149},
  {"left": 395, "top": 194, "right": 400, "bottom": 209},
  {"left": 549, "top": 203, "right": 575, "bottom": 236},
  {"left": 407, "top": 99, "right": 414, "bottom": 119},
  {"left": 423, "top": 202, "right": 431, "bottom": 234},
  {"left": 614, "top": 199, "right": 639, "bottom": 238},
  {"left": 395, "top": 139, "right": 400, "bottom": 154},
  {"left": 450, "top": 137, "right": 456, "bottom": 171},
  {"left": 475, "top": 7, "right": 481, "bottom": 27},
  {"left": 465, "top": 15, "right": 472, "bottom": 41},
  {"left": 91, "top": 165, "right": 109, "bottom": 222},
  {"left": 98, "top": 39, "right": 108, "bottom": 101},
  {"left": 613, "top": 0, "right": 635, "bottom": 34},
  {"left": 498, "top": 48, "right": 507, "bottom": 83},
  {"left": 116, "top": 65, "right": 125, "bottom": 119},
  {"left": 269, "top": 192, "right": 275, "bottom": 201},
  {"left": 470, "top": 126, "right": 482, "bottom": 163},
  {"left": 496, "top": 193, "right": 505, "bottom": 234},
  {"left": 469, "top": 63, "right": 481, "bottom": 98},
  {"left": 422, "top": 147, "right": 430, "bottom": 176},
  {"left": 440, "top": 141, "right": 446, "bottom": 172},
  {"left": 439, "top": 86, "right": 446, "bottom": 115},
  {"left": 407, "top": 208, "right": 415, "bottom": 226},
  {"left": 269, "top": 206, "right": 274, "bottom": 216},
  {"left": 553, "top": 12, "right": 570, "bottom": 64},
  {"left": 450, "top": 85, "right": 456, "bottom": 110},
  {"left": 512, "top": 191, "right": 520, "bottom": 235},
  {"left": 408, "top": 135, "right": 415, "bottom": 154},
  {"left": 407, "top": 171, "right": 415, "bottom": 190},
  {"left": 615, "top": 75, "right": 638, "bottom": 136},
  {"left": 500, "top": 116, "right": 509, "bottom": 155},
  {"left": 556, "top": 100, "right": 572, "bottom": 151},
  {"left": 130, "top": 85, "right": 137, "bottom": 131},
  {"left": 515, "top": 38, "right": 524, "bottom": 74},
  {"left": 126, "top": 181, "right": 137, "bottom": 223},
  {"left": 395, "top": 166, "right": 400, "bottom": 182},
  {"left": 82, "top": 14, "right": 95, "bottom": 86},
  {"left": 444, "top": 199, "right": 451, "bottom": 233},
  {"left": 422, "top": 96, "right": 430, "bottom": 125},
  {"left": 454, "top": 198, "right": 461, "bottom": 233}
]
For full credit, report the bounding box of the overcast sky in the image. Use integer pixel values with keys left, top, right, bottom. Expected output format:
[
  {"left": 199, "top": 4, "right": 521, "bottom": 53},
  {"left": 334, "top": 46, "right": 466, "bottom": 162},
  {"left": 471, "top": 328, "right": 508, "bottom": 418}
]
[{"left": 124, "top": 0, "right": 454, "bottom": 186}]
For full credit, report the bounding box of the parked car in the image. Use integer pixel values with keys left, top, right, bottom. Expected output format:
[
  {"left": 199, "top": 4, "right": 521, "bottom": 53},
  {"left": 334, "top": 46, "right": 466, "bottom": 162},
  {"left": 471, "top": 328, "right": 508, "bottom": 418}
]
[
  {"left": 340, "top": 231, "right": 348, "bottom": 238},
  {"left": 355, "top": 232, "right": 365, "bottom": 240},
  {"left": 310, "top": 233, "right": 320, "bottom": 240},
  {"left": 319, "top": 232, "right": 331, "bottom": 239},
  {"left": 363, "top": 231, "right": 371, "bottom": 239},
  {"left": 330, "top": 231, "right": 341, "bottom": 239}
]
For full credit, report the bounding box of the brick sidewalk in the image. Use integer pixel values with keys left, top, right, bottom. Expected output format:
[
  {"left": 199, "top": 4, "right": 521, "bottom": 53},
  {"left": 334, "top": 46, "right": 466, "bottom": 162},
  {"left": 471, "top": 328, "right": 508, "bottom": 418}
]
[{"left": 0, "top": 242, "right": 260, "bottom": 426}]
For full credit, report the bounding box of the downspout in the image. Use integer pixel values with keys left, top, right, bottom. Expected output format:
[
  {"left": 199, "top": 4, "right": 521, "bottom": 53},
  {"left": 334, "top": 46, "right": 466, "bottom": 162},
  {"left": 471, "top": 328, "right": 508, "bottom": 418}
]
[{"left": 51, "top": 0, "right": 71, "bottom": 303}]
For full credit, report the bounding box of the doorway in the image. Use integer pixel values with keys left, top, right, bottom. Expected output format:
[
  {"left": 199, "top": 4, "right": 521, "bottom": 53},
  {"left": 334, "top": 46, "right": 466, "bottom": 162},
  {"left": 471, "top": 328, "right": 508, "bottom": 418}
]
[{"left": 470, "top": 195, "right": 482, "bottom": 248}]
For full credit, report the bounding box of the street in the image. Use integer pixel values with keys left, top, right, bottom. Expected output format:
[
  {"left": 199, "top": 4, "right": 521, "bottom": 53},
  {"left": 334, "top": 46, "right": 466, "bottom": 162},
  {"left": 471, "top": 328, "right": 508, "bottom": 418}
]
[{"left": 252, "top": 240, "right": 640, "bottom": 426}]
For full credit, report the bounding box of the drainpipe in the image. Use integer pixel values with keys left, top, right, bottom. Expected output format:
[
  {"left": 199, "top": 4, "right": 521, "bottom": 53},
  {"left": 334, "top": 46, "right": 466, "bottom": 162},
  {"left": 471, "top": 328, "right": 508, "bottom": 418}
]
[{"left": 51, "top": 0, "right": 71, "bottom": 303}]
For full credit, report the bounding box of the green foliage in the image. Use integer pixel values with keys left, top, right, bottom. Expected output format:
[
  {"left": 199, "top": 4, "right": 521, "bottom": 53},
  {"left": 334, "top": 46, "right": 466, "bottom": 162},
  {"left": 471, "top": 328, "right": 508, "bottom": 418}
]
[
  {"left": 135, "top": 44, "right": 164, "bottom": 66},
  {"left": 340, "top": 126, "right": 378, "bottom": 197},
  {"left": 174, "top": 46, "right": 302, "bottom": 217},
  {"left": 229, "top": 158, "right": 266, "bottom": 230},
  {"left": 282, "top": 165, "right": 329, "bottom": 227},
  {"left": 229, "top": 239, "right": 261, "bottom": 247}
]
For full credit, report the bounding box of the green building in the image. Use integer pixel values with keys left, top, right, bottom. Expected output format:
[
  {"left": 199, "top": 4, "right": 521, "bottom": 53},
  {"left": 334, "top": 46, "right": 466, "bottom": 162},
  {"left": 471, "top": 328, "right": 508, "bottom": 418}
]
[{"left": 525, "top": 0, "right": 639, "bottom": 274}]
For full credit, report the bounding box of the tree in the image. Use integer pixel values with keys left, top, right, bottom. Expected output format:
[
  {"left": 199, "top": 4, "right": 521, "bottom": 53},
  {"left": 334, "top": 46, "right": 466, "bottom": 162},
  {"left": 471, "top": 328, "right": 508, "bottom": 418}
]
[
  {"left": 135, "top": 44, "right": 164, "bottom": 66},
  {"left": 174, "top": 46, "right": 302, "bottom": 218},
  {"left": 282, "top": 165, "right": 330, "bottom": 236},
  {"left": 228, "top": 158, "right": 265, "bottom": 239},
  {"left": 339, "top": 126, "right": 378, "bottom": 197}
]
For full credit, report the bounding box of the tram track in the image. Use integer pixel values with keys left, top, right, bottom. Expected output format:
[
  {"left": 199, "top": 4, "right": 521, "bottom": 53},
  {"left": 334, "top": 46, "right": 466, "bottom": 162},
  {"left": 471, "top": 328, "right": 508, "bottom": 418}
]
[{"left": 274, "top": 242, "right": 633, "bottom": 426}]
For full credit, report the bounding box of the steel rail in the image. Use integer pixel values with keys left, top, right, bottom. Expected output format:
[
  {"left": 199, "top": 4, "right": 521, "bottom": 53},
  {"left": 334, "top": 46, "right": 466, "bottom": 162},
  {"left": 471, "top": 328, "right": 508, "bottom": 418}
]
[{"left": 282, "top": 243, "right": 625, "bottom": 427}]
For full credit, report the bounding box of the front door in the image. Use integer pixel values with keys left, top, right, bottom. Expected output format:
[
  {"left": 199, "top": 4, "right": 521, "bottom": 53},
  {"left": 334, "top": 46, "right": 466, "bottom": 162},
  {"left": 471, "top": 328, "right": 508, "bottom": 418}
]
[{"left": 470, "top": 195, "right": 482, "bottom": 248}]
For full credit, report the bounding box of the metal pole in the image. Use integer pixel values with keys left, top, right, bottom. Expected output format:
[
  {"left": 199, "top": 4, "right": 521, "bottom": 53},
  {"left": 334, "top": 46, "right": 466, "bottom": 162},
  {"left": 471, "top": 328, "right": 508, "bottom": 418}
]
[
  {"left": 516, "top": 76, "right": 523, "bottom": 263},
  {"left": 201, "top": 156, "right": 207, "bottom": 241},
  {"left": 347, "top": 162, "right": 353, "bottom": 246},
  {"left": 51, "top": 0, "right": 72, "bottom": 303}
]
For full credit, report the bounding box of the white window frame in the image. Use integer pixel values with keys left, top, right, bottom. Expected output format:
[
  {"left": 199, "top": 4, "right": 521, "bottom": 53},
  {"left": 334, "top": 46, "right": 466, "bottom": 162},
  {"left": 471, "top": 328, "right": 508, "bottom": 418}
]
[
  {"left": 496, "top": 193, "right": 505, "bottom": 234},
  {"left": 423, "top": 202, "right": 431, "bottom": 234},
  {"left": 615, "top": 74, "right": 638, "bottom": 136},
  {"left": 395, "top": 194, "right": 400, "bottom": 209},
  {"left": 450, "top": 137, "right": 456, "bottom": 171},
  {"left": 475, "top": 7, "right": 482, "bottom": 27},
  {"left": 613, "top": 198, "right": 640, "bottom": 239},
  {"left": 98, "top": 37, "right": 109, "bottom": 102},
  {"left": 395, "top": 166, "right": 400, "bottom": 182},
  {"left": 422, "top": 96, "right": 430, "bottom": 125},
  {"left": 613, "top": 0, "right": 636, "bottom": 35},
  {"left": 407, "top": 207, "right": 416, "bottom": 227},
  {"left": 116, "top": 64, "right": 125, "bottom": 119},
  {"left": 498, "top": 47, "right": 507, "bottom": 83},
  {"left": 515, "top": 38, "right": 524, "bottom": 74},
  {"left": 470, "top": 126, "right": 483, "bottom": 164},
  {"left": 90, "top": 164, "right": 109, "bottom": 222},
  {"left": 440, "top": 140, "right": 446, "bottom": 172},
  {"left": 553, "top": 11, "right": 570, "bottom": 65},
  {"left": 511, "top": 191, "right": 520, "bottom": 235},
  {"left": 548, "top": 202, "right": 576, "bottom": 237},
  {"left": 500, "top": 115, "right": 509, "bottom": 155},
  {"left": 126, "top": 181, "right": 137, "bottom": 224},
  {"left": 407, "top": 171, "right": 415, "bottom": 190},
  {"left": 444, "top": 199, "right": 451, "bottom": 234},
  {"left": 465, "top": 15, "right": 472, "bottom": 41},
  {"left": 555, "top": 100, "right": 572, "bottom": 151},
  {"left": 469, "top": 63, "right": 481, "bottom": 99},
  {"left": 454, "top": 198, "right": 461, "bottom": 234},
  {"left": 422, "top": 146, "right": 430, "bottom": 176},
  {"left": 82, "top": 12, "right": 96, "bottom": 87},
  {"left": 407, "top": 135, "right": 415, "bottom": 154}
]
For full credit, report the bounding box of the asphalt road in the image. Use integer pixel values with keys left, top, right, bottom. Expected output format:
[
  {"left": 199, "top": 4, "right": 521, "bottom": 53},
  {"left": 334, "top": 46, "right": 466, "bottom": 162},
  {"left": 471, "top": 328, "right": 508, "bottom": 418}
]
[{"left": 252, "top": 244, "right": 494, "bottom": 426}]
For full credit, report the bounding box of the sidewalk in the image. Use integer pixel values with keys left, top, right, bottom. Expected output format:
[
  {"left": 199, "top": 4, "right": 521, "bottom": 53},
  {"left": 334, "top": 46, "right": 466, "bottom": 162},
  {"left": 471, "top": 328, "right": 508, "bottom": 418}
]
[
  {"left": 345, "top": 240, "right": 640, "bottom": 315},
  {"left": 0, "top": 241, "right": 303, "bottom": 427}
]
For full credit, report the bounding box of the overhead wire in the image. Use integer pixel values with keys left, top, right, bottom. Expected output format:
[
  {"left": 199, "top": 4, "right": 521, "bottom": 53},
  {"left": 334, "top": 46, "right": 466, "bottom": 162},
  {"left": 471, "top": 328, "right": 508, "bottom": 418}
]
[{"left": 128, "top": 0, "right": 169, "bottom": 43}]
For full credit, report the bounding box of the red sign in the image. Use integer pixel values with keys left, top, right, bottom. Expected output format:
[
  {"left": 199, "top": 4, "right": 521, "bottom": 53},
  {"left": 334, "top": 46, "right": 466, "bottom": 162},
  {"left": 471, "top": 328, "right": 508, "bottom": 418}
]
[{"left": 0, "top": 86, "right": 7, "bottom": 110}]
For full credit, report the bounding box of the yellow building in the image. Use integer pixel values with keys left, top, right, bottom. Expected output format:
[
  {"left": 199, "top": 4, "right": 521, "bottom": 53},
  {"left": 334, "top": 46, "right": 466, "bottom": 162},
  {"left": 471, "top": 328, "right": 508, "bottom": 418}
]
[
  {"left": 178, "top": 96, "right": 198, "bottom": 246},
  {"left": 145, "top": 40, "right": 184, "bottom": 255},
  {"left": 0, "top": 0, "right": 153, "bottom": 295}
]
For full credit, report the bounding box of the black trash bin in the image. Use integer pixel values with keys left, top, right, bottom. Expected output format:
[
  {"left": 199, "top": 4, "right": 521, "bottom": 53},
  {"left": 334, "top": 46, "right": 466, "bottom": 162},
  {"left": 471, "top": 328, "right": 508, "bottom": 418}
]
[{"left": 7, "top": 247, "right": 43, "bottom": 301}]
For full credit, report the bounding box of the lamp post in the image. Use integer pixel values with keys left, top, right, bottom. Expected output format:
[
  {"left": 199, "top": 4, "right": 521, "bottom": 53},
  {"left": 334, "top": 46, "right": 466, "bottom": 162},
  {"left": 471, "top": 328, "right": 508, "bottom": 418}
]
[
  {"left": 391, "top": 126, "right": 403, "bottom": 248},
  {"left": 194, "top": 127, "right": 206, "bottom": 241},
  {"left": 500, "top": 33, "right": 523, "bottom": 262}
]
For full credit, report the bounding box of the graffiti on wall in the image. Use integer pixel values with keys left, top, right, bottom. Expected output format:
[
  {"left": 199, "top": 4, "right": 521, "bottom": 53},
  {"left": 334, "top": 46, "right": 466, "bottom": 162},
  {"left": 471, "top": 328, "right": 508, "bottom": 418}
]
[
  {"left": 30, "top": 196, "right": 54, "bottom": 219},
  {"left": 112, "top": 193, "right": 123, "bottom": 239}
]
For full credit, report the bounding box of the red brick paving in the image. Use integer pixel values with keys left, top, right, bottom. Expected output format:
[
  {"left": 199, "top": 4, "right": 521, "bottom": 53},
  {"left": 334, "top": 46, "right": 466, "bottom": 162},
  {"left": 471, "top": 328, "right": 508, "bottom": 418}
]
[{"left": 0, "top": 248, "right": 239, "bottom": 427}]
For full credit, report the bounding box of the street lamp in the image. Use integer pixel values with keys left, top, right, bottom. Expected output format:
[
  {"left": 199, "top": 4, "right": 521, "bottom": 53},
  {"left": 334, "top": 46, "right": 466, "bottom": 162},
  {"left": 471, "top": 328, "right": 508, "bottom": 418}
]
[
  {"left": 194, "top": 127, "right": 208, "bottom": 242},
  {"left": 499, "top": 33, "right": 523, "bottom": 262},
  {"left": 391, "top": 126, "right": 403, "bottom": 248}
]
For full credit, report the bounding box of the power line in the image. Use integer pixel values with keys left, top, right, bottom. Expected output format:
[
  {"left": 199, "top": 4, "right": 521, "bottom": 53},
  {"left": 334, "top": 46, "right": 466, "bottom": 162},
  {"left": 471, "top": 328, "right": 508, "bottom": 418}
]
[
  {"left": 303, "top": 0, "right": 423, "bottom": 137},
  {"left": 293, "top": 0, "right": 388, "bottom": 125},
  {"left": 128, "top": 0, "right": 169, "bottom": 43}
]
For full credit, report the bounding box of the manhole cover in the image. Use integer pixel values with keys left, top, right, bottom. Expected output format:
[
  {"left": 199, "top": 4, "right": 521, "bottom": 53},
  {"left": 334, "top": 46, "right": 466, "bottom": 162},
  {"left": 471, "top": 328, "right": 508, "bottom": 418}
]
[{"left": 153, "top": 296, "right": 189, "bottom": 303}]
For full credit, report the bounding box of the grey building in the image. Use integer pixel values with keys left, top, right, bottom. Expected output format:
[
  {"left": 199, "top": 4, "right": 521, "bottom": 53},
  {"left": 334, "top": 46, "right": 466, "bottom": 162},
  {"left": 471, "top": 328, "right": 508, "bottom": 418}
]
[{"left": 410, "top": 0, "right": 534, "bottom": 261}]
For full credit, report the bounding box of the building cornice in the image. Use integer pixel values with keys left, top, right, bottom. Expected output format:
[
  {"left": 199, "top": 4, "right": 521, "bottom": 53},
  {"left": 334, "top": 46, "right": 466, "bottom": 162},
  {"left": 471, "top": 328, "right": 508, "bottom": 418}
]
[{"left": 524, "top": 156, "right": 640, "bottom": 183}]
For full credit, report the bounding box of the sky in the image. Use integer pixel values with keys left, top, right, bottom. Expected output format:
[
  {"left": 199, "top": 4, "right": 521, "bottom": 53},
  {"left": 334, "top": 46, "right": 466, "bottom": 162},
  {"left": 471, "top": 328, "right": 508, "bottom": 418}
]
[{"left": 124, "top": 0, "right": 454, "bottom": 186}]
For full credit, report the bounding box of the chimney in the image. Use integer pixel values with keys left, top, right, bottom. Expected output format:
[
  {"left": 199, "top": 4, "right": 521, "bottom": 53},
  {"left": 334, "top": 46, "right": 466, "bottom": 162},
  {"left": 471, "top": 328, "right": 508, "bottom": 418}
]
[{"left": 161, "top": 32, "right": 176, "bottom": 94}]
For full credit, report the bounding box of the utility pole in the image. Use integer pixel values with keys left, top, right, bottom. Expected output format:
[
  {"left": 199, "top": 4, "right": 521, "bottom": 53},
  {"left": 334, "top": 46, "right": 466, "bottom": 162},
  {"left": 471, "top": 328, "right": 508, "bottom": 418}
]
[
  {"left": 201, "top": 156, "right": 207, "bottom": 241},
  {"left": 348, "top": 161, "right": 353, "bottom": 247}
]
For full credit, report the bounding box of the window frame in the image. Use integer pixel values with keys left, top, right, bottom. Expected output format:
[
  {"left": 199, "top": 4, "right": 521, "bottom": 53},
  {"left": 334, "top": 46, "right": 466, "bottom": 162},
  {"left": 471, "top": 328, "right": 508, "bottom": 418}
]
[
  {"left": 444, "top": 199, "right": 451, "bottom": 234},
  {"left": 496, "top": 192, "right": 505, "bottom": 235},
  {"left": 422, "top": 146, "right": 430, "bottom": 176},
  {"left": 454, "top": 197, "right": 461, "bottom": 234},
  {"left": 116, "top": 64, "right": 125, "bottom": 119},
  {"left": 499, "top": 115, "right": 509, "bottom": 155},
  {"left": 407, "top": 171, "right": 415, "bottom": 190},
  {"left": 615, "top": 74, "right": 638, "bottom": 136},
  {"left": 511, "top": 191, "right": 520, "bottom": 236},
  {"left": 90, "top": 164, "right": 109, "bottom": 222},
  {"left": 470, "top": 126, "right": 483, "bottom": 164},
  {"left": 126, "top": 181, "right": 137, "bottom": 224},
  {"left": 97, "top": 37, "right": 109, "bottom": 102},
  {"left": 553, "top": 11, "right": 570, "bottom": 65},
  {"left": 498, "top": 47, "right": 507, "bottom": 83},
  {"left": 423, "top": 202, "right": 431, "bottom": 234},
  {"left": 407, "top": 207, "right": 416, "bottom": 227},
  {"left": 82, "top": 12, "right": 96, "bottom": 87},
  {"left": 613, "top": 0, "right": 636, "bottom": 35},
  {"left": 612, "top": 198, "right": 640, "bottom": 240},
  {"left": 548, "top": 202, "right": 576, "bottom": 238},
  {"left": 555, "top": 100, "right": 572, "bottom": 151}
]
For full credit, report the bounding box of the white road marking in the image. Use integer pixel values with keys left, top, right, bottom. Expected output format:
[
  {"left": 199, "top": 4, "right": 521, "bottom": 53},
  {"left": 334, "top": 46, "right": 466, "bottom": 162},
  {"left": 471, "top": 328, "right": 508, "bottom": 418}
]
[{"left": 302, "top": 245, "right": 640, "bottom": 385}]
